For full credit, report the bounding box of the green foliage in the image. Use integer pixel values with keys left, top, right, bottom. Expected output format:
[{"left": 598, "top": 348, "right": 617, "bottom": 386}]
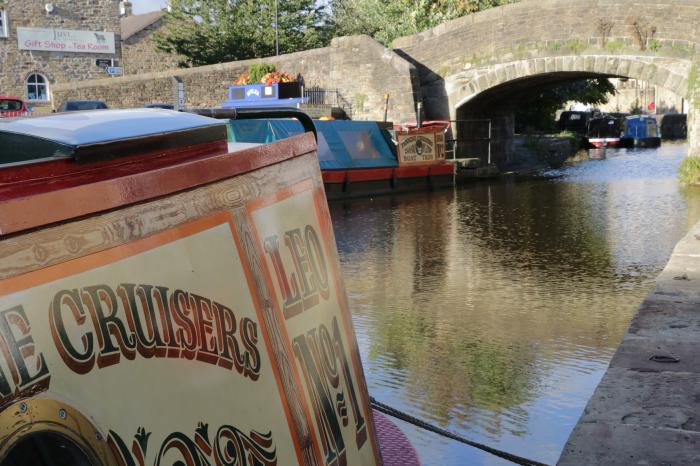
[
  {"left": 605, "top": 39, "right": 624, "bottom": 53},
  {"left": 353, "top": 93, "right": 368, "bottom": 111},
  {"left": 248, "top": 63, "right": 277, "bottom": 84},
  {"left": 329, "top": 0, "right": 517, "bottom": 46},
  {"left": 649, "top": 39, "right": 661, "bottom": 52},
  {"left": 566, "top": 38, "right": 586, "bottom": 54},
  {"left": 154, "top": 0, "right": 332, "bottom": 66},
  {"left": 679, "top": 156, "right": 700, "bottom": 185},
  {"left": 514, "top": 78, "right": 616, "bottom": 132}
]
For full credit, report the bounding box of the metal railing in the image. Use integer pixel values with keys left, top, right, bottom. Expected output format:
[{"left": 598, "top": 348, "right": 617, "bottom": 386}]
[
  {"left": 449, "top": 119, "right": 492, "bottom": 163},
  {"left": 303, "top": 87, "right": 353, "bottom": 116}
]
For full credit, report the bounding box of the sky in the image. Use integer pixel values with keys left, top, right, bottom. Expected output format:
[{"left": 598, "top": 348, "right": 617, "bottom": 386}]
[{"left": 132, "top": 0, "right": 168, "bottom": 14}]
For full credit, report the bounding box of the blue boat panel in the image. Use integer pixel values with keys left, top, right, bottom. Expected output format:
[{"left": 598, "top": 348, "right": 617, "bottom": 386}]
[{"left": 227, "top": 119, "right": 398, "bottom": 169}]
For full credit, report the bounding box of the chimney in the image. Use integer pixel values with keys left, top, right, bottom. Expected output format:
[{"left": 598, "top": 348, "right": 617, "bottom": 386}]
[{"left": 119, "top": 1, "right": 133, "bottom": 16}]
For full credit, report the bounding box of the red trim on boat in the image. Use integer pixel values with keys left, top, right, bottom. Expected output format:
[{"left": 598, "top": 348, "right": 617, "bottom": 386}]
[
  {"left": 429, "top": 164, "right": 455, "bottom": 176},
  {"left": 0, "top": 140, "right": 228, "bottom": 187},
  {"left": 0, "top": 133, "right": 317, "bottom": 236},
  {"left": 395, "top": 166, "right": 430, "bottom": 178},
  {"left": 322, "top": 170, "right": 347, "bottom": 184},
  {"left": 346, "top": 168, "right": 395, "bottom": 182}
]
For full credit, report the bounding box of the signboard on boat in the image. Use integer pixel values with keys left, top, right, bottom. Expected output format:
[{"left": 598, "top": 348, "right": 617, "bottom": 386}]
[
  {"left": 0, "top": 127, "right": 380, "bottom": 465},
  {"left": 396, "top": 128, "right": 446, "bottom": 165}
]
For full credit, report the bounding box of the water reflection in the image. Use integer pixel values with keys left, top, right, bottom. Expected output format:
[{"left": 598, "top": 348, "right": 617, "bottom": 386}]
[{"left": 330, "top": 143, "right": 700, "bottom": 465}]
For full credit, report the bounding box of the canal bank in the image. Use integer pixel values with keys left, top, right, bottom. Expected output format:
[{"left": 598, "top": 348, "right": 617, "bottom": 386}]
[{"left": 559, "top": 219, "right": 700, "bottom": 465}]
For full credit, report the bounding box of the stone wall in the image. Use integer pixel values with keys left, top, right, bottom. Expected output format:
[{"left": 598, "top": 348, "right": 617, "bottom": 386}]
[
  {"left": 393, "top": 0, "right": 700, "bottom": 75},
  {"left": 53, "top": 35, "right": 420, "bottom": 123},
  {"left": 122, "top": 18, "right": 184, "bottom": 75},
  {"left": 0, "top": 0, "right": 121, "bottom": 113},
  {"left": 390, "top": 0, "right": 700, "bottom": 156}
]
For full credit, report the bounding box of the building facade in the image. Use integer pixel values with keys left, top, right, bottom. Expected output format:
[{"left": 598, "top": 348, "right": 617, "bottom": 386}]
[
  {"left": 121, "top": 8, "right": 184, "bottom": 75},
  {"left": 0, "top": 0, "right": 121, "bottom": 113}
]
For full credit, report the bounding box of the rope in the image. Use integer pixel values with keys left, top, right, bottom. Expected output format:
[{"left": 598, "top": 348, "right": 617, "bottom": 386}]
[{"left": 370, "top": 397, "right": 550, "bottom": 466}]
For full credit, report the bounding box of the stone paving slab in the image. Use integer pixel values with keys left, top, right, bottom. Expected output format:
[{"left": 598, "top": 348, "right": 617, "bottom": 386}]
[
  {"left": 610, "top": 339, "right": 700, "bottom": 373},
  {"left": 627, "top": 299, "right": 700, "bottom": 340},
  {"left": 559, "top": 423, "right": 700, "bottom": 466},
  {"left": 558, "top": 221, "right": 700, "bottom": 465},
  {"left": 576, "top": 368, "right": 700, "bottom": 431}
]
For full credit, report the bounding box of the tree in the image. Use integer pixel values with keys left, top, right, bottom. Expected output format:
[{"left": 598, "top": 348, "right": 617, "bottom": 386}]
[
  {"left": 514, "top": 78, "right": 617, "bottom": 133},
  {"left": 329, "top": 0, "right": 515, "bottom": 45},
  {"left": 154, "top": 0, "right": 331, "bottom": 66}
]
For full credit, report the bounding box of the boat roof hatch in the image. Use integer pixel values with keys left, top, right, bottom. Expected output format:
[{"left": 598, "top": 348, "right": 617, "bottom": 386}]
[{"left": 0, "top": 109, "right": 228, "bottom": 166}]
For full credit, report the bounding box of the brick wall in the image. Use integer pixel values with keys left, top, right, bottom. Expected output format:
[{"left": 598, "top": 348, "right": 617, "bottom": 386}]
[
  {"left": 53, "top": 35, "right": 420, "bottom": 122},
  {"left": 0, "top": 0, "right": 120, "bottom": 113}
]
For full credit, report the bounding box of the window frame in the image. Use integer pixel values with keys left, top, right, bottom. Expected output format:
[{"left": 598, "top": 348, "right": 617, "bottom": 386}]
[
  {"left": 26, "top": 73, "right": 50, "bottom": 102},
  {"left": 0, "top": 10, "right": 8, "bottom": 38}
]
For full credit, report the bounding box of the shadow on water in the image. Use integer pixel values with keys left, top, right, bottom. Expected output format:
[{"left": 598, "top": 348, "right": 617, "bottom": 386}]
[{"left": 330, "top": 142, "right": 700, "bottom": 465}]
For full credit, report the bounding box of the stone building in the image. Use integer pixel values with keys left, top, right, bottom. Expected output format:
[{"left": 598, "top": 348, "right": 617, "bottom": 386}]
[
  {"left": 121, "top": 6, "right": 184, "bottom": 76},
  {"left": 0, "top": 0, "right": 122, "bottom": 113}
]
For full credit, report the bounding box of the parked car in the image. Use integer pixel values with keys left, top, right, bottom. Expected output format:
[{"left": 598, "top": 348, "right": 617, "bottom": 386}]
[
  {"left": 0, "top": 96, "right": 30, "bottom": 118},
  {"left": 57, "top": 100, "right": 109, "bottom": 112},
  {"left": 144, "top": 103, "right": 175, "bottom": 110}
]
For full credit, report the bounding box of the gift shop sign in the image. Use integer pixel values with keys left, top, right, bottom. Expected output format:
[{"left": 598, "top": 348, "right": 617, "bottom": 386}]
[{"left": 18, "top": 27, "right": 115, "bottom": 54}]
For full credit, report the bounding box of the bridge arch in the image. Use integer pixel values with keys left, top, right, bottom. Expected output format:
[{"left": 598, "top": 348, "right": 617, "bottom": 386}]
[
  {"left": 449, "top": 55, "right": 690, "bottom": 115},
  {"left": 392, "top": 0, "right": 700, "bottom": 157}
]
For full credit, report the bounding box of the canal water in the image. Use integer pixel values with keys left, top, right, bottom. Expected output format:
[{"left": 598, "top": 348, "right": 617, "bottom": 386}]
[{"left": 329, "top": 142, "right": 700, "bottom": 465}]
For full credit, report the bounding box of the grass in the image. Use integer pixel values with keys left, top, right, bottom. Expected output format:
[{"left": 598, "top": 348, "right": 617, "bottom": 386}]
[
  {"left": 679, "top": 157, "right": 700, "bottom": 185},
  {"left": 605, "top": 39, "right": 625, "bottom": 53}
]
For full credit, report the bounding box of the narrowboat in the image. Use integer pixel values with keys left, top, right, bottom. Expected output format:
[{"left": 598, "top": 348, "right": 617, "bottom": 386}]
[
  {"left": 224, "top": 115, "right": 454, "bottom": 200},
  {"left": 585, "top": 116, "right": 622, "bottom": 148},
  {"left": 660, "top": 113, "right": 687, "bottom": 140},
  {"left": 0, "top": 108, "right": 420, "bottom": 466},
  {"left": 557, "top": 110, "right": 592, "bottom": 134},
  {"left": 621, "top": 115, "right": 661, "bottom": 148}
]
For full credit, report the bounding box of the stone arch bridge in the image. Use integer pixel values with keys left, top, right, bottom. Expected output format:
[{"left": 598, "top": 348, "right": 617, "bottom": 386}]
[{"left": 391, "top": 0, "right": 700, "bottom": 161}]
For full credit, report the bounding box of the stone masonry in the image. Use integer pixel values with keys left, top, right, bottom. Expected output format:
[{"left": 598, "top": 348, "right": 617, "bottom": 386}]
[
  {"left": 52, "top": 35, "right": 420, "bottom": 123},
  {"left": 391, "top": 0, "right": 700, "bottom": 156},
  {"left": 121, "top": 11, "right": 184, "bottom": 76},
  {"left": 0, "top": 0, "right": 121, "bottom": 113}
]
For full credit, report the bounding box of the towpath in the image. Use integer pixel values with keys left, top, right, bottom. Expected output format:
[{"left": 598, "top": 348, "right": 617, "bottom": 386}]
[{"left": 559, "top": 221, "right": 700, "bottom": 464}]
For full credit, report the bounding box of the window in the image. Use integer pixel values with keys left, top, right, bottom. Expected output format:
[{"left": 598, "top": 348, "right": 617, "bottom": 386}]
[
  {"left": 27, "top": 73, "right": 49, "bottom": 101},
  {"left": 0, "top": 10, "right": 7, "bottom": 38}
]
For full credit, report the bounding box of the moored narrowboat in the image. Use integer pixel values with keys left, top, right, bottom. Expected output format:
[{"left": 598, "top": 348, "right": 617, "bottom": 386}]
[
  {"left": 225, "top": 116, "right": 454, "bottom": 200},
  {"left": 621, "top": 114, "right": 661, "bottom": 148},
  {"left": 0, "top": 108, "right": 420, "bottom": 466},
  {"left": 586, "top": 116, "right": 622, "bottom": 148}
]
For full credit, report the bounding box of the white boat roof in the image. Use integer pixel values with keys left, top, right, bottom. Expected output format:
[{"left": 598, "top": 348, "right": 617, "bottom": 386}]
[{"left": 0, "top": 108, "right": 224, "bottom": 147}]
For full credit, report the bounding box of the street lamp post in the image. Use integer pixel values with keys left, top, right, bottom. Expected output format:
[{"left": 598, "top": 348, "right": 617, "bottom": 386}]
[{"left": 274, "top": 0, "right": 279, "bottom": 56}]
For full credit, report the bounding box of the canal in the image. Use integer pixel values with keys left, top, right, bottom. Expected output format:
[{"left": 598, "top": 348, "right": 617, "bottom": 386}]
[{"left": 329, "top": 142, "right": 700, "bottom": 465}]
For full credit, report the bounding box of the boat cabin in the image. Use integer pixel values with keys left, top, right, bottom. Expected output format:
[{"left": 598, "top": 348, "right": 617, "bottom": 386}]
[
  {"left": 0, "top": 109, "right": 418, "bottom": 466},
  {"left": 622, "top": 115, "right": 661, "bottom": 148}
]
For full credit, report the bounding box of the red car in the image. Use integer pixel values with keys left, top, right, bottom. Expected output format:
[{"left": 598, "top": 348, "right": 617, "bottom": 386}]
[{"left": 0, "top": 96, "right": 30, "bottom": 119}]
